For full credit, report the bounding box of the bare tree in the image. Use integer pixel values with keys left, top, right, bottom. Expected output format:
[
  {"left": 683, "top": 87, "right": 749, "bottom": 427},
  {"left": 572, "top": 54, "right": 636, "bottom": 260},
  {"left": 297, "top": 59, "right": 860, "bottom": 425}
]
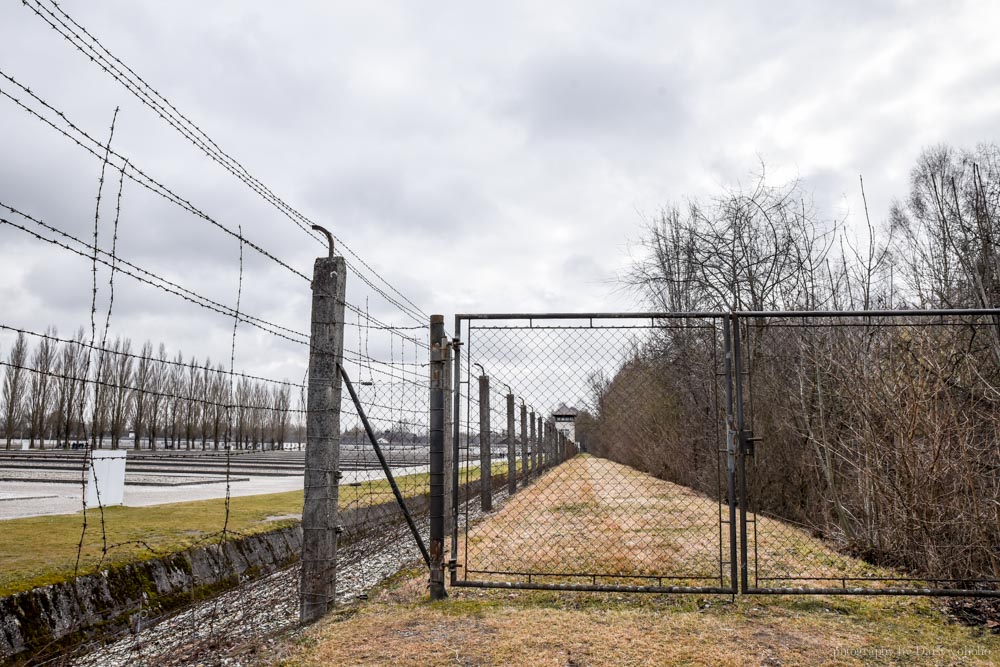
[
  {"left": 90, "top": 345, "right": 113, "bottom": 449},
  {"left": 272, "top": 384, "right": 291, "bottom": 449},
  {"left": 199, "top": 359, "right": 213, "bottom": 450},
  {"left": 132, "top": 341, "right": 153, "bottom": 449},
  {"left": 146, "top": 343, "right": 168, "bottom": 450},
  {"left": 3, "top": 332, "right": 29, "bottom": 449},
  {"left": 27, "top": 329, "right": 56, "bottom": 448},
  {"left": 235, "top": 376, "right": 250, "bottom": 449},
  {"left": 108, "top": 337, "right": 134, "bottom": 449},
  {"left": 168, "top": 351, "right": 184, "bottom": 449},
  {"left": 53, "top": 330, "right": 84, "bottom": 447},
  {"left": 624, "top": 168, "right": 835, "bottom": 312},
  {"left": 209, "top": 364, "right": 227, "bottom": 449},
  {"left": 183, "top": 356, "right": 201, "bottom": 450}
]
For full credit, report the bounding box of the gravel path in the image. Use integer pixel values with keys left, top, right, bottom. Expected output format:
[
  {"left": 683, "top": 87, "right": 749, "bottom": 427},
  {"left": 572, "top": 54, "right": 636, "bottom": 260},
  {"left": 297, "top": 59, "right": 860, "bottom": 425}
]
[{"left": 65, "top": 492, "right": 504, "bottom": 667}]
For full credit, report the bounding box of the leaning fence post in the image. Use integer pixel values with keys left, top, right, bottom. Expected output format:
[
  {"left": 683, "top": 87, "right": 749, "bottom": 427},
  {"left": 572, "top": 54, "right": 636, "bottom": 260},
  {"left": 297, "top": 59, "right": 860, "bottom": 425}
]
[
  {"left": 506, "top": 393, "right": 516, "bottom": 495},
  {"left": 300, "top": 235, "right": 346, "bottom": 624},
  {"left": 479, "top": 375, "right": 492, "bottom": 511},
  {"left": 429, "top": 315, "right": 447, "bottom": 600},
  {"left": 520, "top": 402, "right": 528, "bottom": 478}
]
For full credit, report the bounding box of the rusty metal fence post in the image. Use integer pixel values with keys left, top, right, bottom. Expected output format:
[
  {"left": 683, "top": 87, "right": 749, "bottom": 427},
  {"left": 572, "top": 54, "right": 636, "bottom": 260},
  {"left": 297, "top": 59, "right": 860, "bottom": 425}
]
[
  {"left": 300, "top": 236, "right": 346, "bottom": 623},
  {"left": 479, "top": 374, "right": 492, "bottom": 511}
]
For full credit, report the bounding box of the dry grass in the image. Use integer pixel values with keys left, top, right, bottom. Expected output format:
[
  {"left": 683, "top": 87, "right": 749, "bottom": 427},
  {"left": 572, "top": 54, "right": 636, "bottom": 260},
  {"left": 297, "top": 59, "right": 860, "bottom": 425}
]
[
  {"left": 280, "top": 586, "right": 1000, "bottom": 666},
  {"left": 465, "top": 456, "right": 725, "bottom": 583},
  {"left": 280, "top": 456, "right": 1000, "bottom": 666}
]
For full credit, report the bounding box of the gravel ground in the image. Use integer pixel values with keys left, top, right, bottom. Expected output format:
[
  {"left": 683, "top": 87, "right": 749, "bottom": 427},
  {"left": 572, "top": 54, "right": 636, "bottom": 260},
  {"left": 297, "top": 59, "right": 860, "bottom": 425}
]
[{"left": 62, "top": 492, "right": 504, "bottom": 667}]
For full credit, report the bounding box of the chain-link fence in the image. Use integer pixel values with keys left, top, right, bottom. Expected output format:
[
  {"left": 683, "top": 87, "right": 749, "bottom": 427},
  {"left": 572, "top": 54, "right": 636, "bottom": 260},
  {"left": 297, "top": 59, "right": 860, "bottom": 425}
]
[
  {"left": 451, "top": 314, "right": 735, "bottom": 593},
  {"left": 445, "top": 310, "right": 1000, "bottom": 599},
  {"left": 736, "top": 311, "right": 1000, "bottom": 595}
]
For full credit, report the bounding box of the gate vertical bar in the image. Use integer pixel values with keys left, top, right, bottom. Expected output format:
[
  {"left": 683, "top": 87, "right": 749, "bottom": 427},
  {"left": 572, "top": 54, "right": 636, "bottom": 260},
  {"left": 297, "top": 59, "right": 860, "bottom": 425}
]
[
  {"left": 520, "top": 402, "right": 528, "bottom": 478},
  {"left": 442, "top": 336, "right": 454, "bottom": 544},
  {"left": 506, "top": 393, "right": 516, "bottom": 495},
  {"left": 479, "top": 375, "right": 492, "bottom": 511},
  {"left": 731, "top": 315, "right": 750, "bottom": 593},
  {"left": 429, "top": 315, "right": 447, "bottom": 600},
  {"left": 723, "top": 315, "right": 739, "bottom": 593},
  {"left": 449, "top": 317, "right": 463, "bottom": 583},
  {"left": 299, "top": 242, "right": 346, "bottom": 623}
]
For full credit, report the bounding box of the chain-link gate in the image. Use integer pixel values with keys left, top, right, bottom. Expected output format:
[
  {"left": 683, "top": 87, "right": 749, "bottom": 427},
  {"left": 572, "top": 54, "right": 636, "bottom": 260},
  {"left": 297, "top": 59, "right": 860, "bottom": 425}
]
[
  {"left": 732, "top": 310, "right": 1000, "bottom": 597},
  {"left": 440, "top": 310, "right": 1000, "bottom": 599},
  {"left": 448, "top": 313, "right": 737, "bottom": 594}
]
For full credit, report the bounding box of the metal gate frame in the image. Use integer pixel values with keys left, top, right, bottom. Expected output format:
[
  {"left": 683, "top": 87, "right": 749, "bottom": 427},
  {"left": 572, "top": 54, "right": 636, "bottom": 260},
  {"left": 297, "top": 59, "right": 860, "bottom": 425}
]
[
  {"left": 448, "top": 312, "right": 738, "bottom": 595},
  {"left": 731, "top": 309, "right": 1000, "bottom": 598},
  {"left": 433, "top": 309, "right": 1000, "bottom": 598}
]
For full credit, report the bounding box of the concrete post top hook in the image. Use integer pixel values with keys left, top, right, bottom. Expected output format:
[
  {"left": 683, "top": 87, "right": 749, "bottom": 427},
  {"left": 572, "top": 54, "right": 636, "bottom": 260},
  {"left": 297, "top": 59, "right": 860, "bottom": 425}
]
[{"left": 311, "top": 224, "right": 335, "bottom": 258}]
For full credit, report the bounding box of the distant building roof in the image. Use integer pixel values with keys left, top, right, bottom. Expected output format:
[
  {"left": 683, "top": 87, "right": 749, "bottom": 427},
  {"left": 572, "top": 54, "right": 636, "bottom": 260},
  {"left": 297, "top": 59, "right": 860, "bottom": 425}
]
[{"left": 552, "top": 404, "right": 578, "bottom": 417}]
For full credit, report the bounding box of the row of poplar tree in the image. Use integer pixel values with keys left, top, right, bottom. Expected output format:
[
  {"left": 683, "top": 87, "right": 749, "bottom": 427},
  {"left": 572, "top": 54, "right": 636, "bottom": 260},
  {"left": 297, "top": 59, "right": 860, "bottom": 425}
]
[{"left": 1, "top": 329, "right": 299, "bottom": 450}]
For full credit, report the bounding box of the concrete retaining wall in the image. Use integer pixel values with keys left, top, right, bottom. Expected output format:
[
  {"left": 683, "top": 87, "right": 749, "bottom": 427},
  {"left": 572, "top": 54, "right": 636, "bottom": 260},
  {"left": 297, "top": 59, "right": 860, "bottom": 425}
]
[{"left": 0, "top": 525, "right": 302, "bottom": 664}]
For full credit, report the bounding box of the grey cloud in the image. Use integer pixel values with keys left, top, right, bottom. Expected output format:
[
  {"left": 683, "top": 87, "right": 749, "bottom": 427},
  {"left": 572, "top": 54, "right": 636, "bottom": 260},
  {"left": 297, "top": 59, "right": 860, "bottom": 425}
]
[{"left": 504, "top": 49, "right": 688, "bottom": 145}]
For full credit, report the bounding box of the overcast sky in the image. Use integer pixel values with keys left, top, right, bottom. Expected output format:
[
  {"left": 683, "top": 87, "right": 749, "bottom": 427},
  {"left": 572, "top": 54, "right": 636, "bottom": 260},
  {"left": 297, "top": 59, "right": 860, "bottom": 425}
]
[{"left": 1, "top": 0, "right": 999, "bottom": 386}]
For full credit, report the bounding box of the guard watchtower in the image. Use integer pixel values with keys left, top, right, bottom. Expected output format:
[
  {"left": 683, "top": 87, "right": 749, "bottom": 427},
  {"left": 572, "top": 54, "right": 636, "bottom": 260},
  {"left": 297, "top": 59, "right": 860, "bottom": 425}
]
[{"left": 552, "top": 404, "right": 578, "bottom": 442}]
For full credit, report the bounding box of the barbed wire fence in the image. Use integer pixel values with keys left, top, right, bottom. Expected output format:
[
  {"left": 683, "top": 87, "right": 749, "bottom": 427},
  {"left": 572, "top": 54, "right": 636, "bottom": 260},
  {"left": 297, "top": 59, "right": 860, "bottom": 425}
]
[{"left": 0, "top": 2, "right": 445, "bottom": 664}]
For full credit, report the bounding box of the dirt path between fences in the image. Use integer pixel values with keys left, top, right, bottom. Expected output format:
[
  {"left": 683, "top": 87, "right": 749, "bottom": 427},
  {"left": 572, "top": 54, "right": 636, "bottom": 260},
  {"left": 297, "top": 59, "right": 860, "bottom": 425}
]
[{"left": 276, "top": 456, "right": 1000, "bottom": 667}]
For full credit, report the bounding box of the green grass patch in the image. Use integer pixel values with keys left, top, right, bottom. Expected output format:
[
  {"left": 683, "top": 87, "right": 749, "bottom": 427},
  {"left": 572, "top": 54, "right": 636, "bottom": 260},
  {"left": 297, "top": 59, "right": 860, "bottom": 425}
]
[{"left": 0, "top": 469, "right": 460, "bottom": 597}]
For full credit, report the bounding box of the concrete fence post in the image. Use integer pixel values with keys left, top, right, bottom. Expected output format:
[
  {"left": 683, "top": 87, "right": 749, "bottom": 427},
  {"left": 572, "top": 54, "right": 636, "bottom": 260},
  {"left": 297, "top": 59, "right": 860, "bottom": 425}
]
[
  {"left": 506, "top": 394, "right": 516, "bottom": 495},
  {"left": 547, "top": 421, "right": 555, "bottom": 467},
  {"left": 542, "top": 420, "right": 548, "bottom": 469},
  {"left": 478, "top": 375, "right": 492, "bottom": 511},
  {"left": 429, "top": 315, "right": 447, "bottom": 600},
  {"left": 300, "top": 244, "right": 346, "bottom": 624},
  {"left": 520, "top": 403, "right": 528, "bottom": 479},
  {"left": 529, "top": 410, "right": 536, "bottom": 474},
  {"left": 541, "top": 421, "right": 547, "bottom": 469}
]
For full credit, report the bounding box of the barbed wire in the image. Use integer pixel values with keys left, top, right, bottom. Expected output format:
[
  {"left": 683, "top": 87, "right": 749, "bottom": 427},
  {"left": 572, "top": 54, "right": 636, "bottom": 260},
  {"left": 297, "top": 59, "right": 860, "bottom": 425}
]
[
  {"left": 0, "top": 5, "right": 448, "bottom": 660},
  {"left": 0, "top": 70, "right": 430, "bottom": 349},
  {"left": 0, "top": 205, "right": 311, "bottom": 345},
  {"left": 0, "top": 324, "right": 304, "bottom": 389},
  {"left": 24, "top": 0, "right": 430, "bottom": 327}
]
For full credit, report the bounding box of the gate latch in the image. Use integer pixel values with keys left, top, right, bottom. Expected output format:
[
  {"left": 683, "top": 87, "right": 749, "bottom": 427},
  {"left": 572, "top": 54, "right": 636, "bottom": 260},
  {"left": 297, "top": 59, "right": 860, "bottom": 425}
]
[{"left": 740, "top": 430, "right": 762, "bottom": 458}]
